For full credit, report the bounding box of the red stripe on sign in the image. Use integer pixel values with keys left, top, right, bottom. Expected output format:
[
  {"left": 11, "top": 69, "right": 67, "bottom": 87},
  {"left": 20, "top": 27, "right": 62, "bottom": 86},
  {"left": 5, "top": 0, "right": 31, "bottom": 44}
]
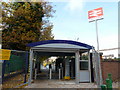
[{"left": 88, "top": 7, "right": 103, "bottom": 19}]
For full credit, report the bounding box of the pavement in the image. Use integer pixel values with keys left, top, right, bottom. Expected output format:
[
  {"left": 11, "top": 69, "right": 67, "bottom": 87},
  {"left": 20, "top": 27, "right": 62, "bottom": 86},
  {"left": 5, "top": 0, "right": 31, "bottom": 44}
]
[
  {"left": 25, "top": 79, "right": 98, "bottom": 88},
  {"left": 25, "top": 69, "right": 119, "bottom": 89}
]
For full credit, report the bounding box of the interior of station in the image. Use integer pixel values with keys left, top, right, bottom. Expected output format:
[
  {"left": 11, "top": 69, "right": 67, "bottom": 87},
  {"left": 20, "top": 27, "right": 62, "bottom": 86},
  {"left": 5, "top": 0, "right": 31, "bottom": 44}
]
[{"left": 31, "top": 51, "right": 94, "bottom": 83}]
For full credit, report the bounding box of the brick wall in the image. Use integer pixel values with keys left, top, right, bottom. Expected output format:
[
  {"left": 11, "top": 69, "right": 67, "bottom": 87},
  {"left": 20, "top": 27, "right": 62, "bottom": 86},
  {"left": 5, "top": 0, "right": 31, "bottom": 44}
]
[{"left": 101, "top": 60, "right": 120, "bottom": 83}]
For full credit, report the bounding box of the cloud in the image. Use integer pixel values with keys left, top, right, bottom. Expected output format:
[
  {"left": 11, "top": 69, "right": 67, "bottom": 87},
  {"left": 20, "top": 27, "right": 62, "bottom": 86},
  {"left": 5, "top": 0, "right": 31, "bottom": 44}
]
[
  {"left": 99, "top": 34, "right": 118, "bottom": 49},
  {"left": 65, "top": 0, "right": 84, "bottom": 11}
]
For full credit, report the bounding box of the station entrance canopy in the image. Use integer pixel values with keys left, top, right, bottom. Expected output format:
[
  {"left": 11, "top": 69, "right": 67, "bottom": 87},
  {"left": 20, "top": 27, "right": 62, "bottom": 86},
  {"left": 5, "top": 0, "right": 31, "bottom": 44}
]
[
  {"left": 27, "top": 40, "right": 93, "bottom": 84},
  {"left": 27, "top": 40, "right": 92, "bottom": 52}
]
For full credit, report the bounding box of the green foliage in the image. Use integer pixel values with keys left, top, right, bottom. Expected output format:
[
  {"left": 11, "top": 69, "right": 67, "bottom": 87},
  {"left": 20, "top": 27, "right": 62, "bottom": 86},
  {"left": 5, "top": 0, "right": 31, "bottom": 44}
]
[
  {"left": 103, "top": 57, "right": 120, "bottom": 61},
  {"left": 114, "top": 57, "right": 120, "bottom": 60},
  {"left": 1, "top": 2, "right": 54, "bottom": 50},
  {"left": 81, "top": 55, "right": 88, "bottom": 60}
]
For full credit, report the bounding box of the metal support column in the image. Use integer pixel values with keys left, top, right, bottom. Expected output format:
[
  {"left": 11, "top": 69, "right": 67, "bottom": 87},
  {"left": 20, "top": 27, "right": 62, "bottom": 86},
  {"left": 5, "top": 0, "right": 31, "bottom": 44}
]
[
  {"left": 0, "top": 61, "right": 3, "bottom": 86},
  {"left": 28, "top": 49, "right": 33, "bottom": 85},
  {"left": 24, "top": 51, "right": 28, "bottom": 83},
  {"left": 65, "top": 57, "right": 70, "bottom": 79},
  {"left": 88, "top": 51, "right": 92, "bottom": 83},
  {"left": 75, "top": 50, "right": 80, "bottom": 84}
]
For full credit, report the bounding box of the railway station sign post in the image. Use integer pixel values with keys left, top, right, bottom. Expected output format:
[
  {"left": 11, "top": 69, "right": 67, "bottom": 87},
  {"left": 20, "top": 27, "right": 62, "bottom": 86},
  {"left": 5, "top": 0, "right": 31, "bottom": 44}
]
[{"left": 88, "top": 7, "right": 103, "bottom": 87}]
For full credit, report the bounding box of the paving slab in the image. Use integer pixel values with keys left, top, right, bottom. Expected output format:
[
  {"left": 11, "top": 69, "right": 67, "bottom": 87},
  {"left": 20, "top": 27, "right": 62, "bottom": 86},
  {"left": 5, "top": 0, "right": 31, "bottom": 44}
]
[{"left": 25, "top": 80, "right": 98, "bottom": 88}]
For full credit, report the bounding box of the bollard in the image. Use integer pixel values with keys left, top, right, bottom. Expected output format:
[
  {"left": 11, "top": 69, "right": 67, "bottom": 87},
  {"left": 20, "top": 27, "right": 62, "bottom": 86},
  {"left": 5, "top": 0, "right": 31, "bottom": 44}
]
[
  {"left": 108, "top": 73, "right": 112, "bottom": 89},
  {"left": 61, "top": 67, "right": 63, "bottom": 79},
  {"left": 101, "top": 84, "right": 107, "bottom": 90},
  {"left": 34, "top": 69, "right": 37, "bottom": 79},
  {"left": 106, "top": 78, "right": 110, "bottom": 88},
  {"left": 49, "top": 69, "right": 52, "bottom": 79},
  {"left": 59, "top": 68, "right": 61, "bottom": 80},
  {"left": 106, "top": 78, "right": 112, "bottom": 90},
  {"left": 108, "top": 74, "right": 112, "bottom": 80}
]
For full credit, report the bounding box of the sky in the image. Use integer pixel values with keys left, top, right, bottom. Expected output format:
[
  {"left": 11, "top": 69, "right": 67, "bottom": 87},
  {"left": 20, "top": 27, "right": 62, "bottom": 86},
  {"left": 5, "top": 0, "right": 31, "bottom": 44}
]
[
  {"left": 1, "top": 0, "right": 118, "bottom": 57},
  {"left": 49, "top": 1, "right": 118, "bottom": 57}
]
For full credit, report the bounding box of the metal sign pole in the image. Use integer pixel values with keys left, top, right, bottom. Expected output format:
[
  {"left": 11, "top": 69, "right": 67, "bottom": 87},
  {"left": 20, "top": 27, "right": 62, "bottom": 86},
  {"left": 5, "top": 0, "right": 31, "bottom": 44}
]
[
  {"left": 95, "top": 20, "right": 103, "bottom": 87},
  {"left": 95, "top": 20, "right": 99, "bottom": 52},
  {"left": 88, "top": 7, "right": 104, "bottom": 87}
]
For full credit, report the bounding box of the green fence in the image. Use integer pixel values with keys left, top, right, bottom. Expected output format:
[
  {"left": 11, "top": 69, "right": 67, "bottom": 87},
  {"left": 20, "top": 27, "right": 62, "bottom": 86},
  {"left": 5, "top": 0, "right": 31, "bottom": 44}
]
[
  {"left": 2, "top": 50, "right": 29, "bottom": 87},
  {"left": 3, "top": 51, "right": 28, "bottom": 76},
  {"left": 4, "top": 54, "right": 25, "bottom": 75}
]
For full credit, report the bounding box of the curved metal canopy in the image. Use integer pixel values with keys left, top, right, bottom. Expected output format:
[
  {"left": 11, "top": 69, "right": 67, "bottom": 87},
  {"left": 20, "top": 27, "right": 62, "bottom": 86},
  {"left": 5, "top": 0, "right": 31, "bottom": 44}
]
[{"left": 27, "top": 40, "right": 92, "bottom": 50}]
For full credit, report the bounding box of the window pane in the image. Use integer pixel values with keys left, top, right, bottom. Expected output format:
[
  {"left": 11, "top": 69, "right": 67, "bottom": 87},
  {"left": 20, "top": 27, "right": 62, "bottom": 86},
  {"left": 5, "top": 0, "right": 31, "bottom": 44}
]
[{"left": 80, "top": 61, "right": 88, "bottom": 70}]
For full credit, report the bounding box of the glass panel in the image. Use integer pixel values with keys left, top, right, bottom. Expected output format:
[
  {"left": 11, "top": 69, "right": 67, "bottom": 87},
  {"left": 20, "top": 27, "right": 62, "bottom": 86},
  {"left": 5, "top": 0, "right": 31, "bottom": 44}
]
[
  {"left": 80, "top": 52, "right": 89, "bottom": 60},
  {"left": 80, "top": 61, "right": 88, "bottom": 70}
]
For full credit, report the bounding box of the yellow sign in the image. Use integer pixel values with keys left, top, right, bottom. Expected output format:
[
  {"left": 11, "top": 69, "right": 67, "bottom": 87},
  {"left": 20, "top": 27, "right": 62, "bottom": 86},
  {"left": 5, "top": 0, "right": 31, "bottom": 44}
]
[{"left": 0, "top": 49, "right": 11, "bottom": 60}]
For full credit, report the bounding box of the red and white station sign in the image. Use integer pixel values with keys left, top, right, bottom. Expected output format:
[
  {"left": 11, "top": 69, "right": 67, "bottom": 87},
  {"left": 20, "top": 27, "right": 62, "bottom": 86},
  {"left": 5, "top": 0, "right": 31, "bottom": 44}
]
[{"left": 88, "top": 7, "right": 103, "bottom": 22}]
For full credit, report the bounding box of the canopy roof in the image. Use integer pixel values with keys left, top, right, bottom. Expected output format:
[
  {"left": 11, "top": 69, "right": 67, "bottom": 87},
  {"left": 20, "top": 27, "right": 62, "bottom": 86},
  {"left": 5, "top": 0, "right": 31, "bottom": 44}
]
[{"left": 27, "top": 40, "right": 92, "bottom": 50}]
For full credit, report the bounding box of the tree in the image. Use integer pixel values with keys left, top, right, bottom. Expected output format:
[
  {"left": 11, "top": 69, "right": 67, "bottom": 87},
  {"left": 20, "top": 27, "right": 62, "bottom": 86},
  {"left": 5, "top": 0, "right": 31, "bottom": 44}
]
[
  {"left": 1, "top": 2, "right": 54, "bottom": 50},
  {"left": 81, "top": 54, "right": 88, "bottom": 60}
]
